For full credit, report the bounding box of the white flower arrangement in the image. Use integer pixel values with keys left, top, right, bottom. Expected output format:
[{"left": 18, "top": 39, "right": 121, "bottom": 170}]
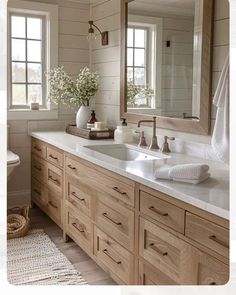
[{"left": 46, "top": 66, "right": 99, "bottom": 108}]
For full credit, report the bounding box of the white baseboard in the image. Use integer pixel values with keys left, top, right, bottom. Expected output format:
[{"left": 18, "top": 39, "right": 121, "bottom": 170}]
[{"left": 7, "top": 190, "right": 31, "bottom": 209}]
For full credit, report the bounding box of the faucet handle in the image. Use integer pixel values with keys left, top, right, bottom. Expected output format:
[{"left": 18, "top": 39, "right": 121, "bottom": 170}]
[
  {"left": 137, "top": 131, "right": 147, "bottom": 147},
  {"left": 161, "top": 136, "right": 175, "bottom": 153}
]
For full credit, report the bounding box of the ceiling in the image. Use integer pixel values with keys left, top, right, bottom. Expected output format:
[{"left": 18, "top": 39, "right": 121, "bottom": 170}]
[{"left": 129, "top": 0, "right": 196, "bottom": 17}]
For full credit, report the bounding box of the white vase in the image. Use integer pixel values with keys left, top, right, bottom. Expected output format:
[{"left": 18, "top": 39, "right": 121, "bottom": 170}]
[{"left": 76, "top": 106, "right": 90, "bottom": 128}]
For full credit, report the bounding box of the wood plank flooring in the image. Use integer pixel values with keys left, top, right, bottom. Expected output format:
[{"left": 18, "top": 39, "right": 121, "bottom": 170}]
[{"left": 29, "top": 206, "right": 116, "bottom": 285}]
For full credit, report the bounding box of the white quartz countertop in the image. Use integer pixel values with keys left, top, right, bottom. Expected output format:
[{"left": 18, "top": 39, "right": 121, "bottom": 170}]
[{"left": 31, "top": 131, "right": 229, "bottom": 220}]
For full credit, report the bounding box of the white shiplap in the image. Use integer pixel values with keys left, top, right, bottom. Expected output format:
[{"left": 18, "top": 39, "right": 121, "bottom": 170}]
[{"left": 8, "top": 0, "right": 90, "bottom": 201}]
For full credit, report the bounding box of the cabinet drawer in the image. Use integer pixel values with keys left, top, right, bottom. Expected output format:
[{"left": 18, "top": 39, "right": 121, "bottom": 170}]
[
  {"left": 96, "top": 196, "right": 134, "bottom": 251},
  {"left": 139, "top": 218, "right": 195, "bottom": 284},
  {"left": 185, "top": 212, "right": 229, "bottom": 258},
  {"left": 94, "top": 226, "right": 134, "bottom": 284},
  {"left": 32, "top": 139, "right": 46, "bottom": 159},
  {"left": 139, "top": 260, "right": 177, "bottom": 285},
  {"left": 65, "top": 175, "right": 92, "bottom": 217},
  {"left": 31, "top": 178, "right": 48, "bottom": 207},
  {"left": 46, "top": 145, "right": 63, "bottom": 168},
  {"left": 32, "top": 155, "right": 47, "bottom": 183},
  {"left": 196, "top": 251, "right": 229, "bottom": 285},
  {"left": 140, "top": 191, "right": 185, "bottom": 234},
  {"left": 65, "top": 206, "right": 93, "bottom": 255},
  {"left": 46, "top": 162, "right": 63, "bottom": 195},
  {"left": 65, "top": 155, "right": 135, "bottom": 207}
]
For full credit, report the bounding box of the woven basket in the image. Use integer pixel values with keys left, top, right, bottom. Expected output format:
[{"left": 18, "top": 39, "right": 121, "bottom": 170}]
[{"left": 7, "top": 207, "right": 30, "bottom": 239}]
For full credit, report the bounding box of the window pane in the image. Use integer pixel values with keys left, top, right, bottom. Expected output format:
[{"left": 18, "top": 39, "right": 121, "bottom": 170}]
[
  {"left": 127, "top": 67, "right": 133, "bottom": 82},
  {"left": 11, "top": 16, "right": 25, "bottom": 38},
  {"left": 127, "top": 48, "right": 133, "bottom": 67},
  {"left": 127, "top": 28, "right": 133, "bottom": 47},
  {"left": 135, "top": 49, "right": 145, "bottom": 67},
  {"left": 12, "top": 62, "right": 26, "bottom": 83},
  {"left": 12, "top": 84, "right": 26, "bottom": 105},
  {"left": 135, "top": 29, "right": 145, "bottom": 48},
  {"left": 12, "top": 39, "right": 26, "bottom": 61},
  {"left": 27, "top": 17, "right": 42, "bottom": 40},
  {"left": 27, "top": 40, "right": 41, "bottom": 62},
  {"left": 28, "top": 84, "right": 42, "bottom": 104},
  {"left": 28, "top": 63, "right": 42, "bottom": 83},
  {"left": 134, "top": 68, "right": 145, "bottom": 85}
]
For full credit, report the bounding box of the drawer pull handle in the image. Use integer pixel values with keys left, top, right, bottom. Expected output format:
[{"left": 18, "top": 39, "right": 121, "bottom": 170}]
[
  {"left": 49, "top": 175, "right": 60, "bottom": 185},
  {"left": 102, "top": 212, "right": 122, "bottom": 226},
  {"left": 33, "top": 189, "right": 41, "bottom": 196},
  {"left": 210, "top": 282, "right": 217, "bottom": 285},
  {"left": 112, "top": 186, "right": 127, "bottom": 196},
  {"left": 149, "top": 206, "right": 168, "bottom": 217},
  {"left": 149, "top": 243, "right": 168, "bottom": 256},
  {"left": 34, "top": 165, "right": 42, "bottom": 172},
  {"left": 49, "top": 154, "right": 58, "bottom": 160},
  {"left": 102, "top": 249, "right": 121, "bottom": 264},
  {"left": 71, "top": 192, "right": 85, "bottom": 202},
  {"left": 48, "top": 201, "right": 58, "bottom": 209},
  {"left": 209, "top": 235, "right": 228, "bottom": 248},
  {"left": 34, "top": 146, "right": 42, "bottom": 152},
  {"left": 68, "top": 164, "right": 76, "bottom": 170},
  {"left": 72, "top": 222, "right": 85, "bottom": 233}
]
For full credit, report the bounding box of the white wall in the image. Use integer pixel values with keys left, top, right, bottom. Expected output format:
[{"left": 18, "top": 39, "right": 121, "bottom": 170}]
[
  {"left": 91, "top": 0, "right": 229, "bottom": 146},
  {"left": 7, "top": 0, "right": 90, "bottom": 206}
]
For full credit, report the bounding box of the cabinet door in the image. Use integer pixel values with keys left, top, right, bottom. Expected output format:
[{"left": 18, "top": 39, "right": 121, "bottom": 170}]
[
  {"left": 96, "top": 195, "right": 134, "bottom": 251},
  {"left": 139, "top": 218, "right": 196, "bottom": 284},
  {"left": 139, "top": 260, "right": 178, "bottom": 285},
  {"left": 94, "top": 226, "right": 134, "bottom": 284},
  {"left": 195, "top": 251, "right": 229, "bottom": 285},
  {"left": 65, "top": 175, "right": 92, "bottom": 218},
  {"left": 65, "top": 205, "right": 93, "bottom": 256}
]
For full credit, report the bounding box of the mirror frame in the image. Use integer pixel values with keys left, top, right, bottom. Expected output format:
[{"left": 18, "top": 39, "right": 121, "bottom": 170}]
[{"left": 120, "top": 0, "right": 213, "bottom": 134}]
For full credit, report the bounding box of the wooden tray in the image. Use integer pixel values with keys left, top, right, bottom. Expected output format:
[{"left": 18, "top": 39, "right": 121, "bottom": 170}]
[{"left": 66, "top": 125, "right": 114, "bottom": 140}]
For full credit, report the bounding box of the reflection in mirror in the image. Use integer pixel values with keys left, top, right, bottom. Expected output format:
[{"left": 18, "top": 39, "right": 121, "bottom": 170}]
[{"left": 126, "top": 0, "right": 202, "bottom": 119}]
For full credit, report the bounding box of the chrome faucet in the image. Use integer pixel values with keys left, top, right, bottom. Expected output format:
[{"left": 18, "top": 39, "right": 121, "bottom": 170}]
[{"left": 137, "top": 116, "right": 159, "bottom": 150}]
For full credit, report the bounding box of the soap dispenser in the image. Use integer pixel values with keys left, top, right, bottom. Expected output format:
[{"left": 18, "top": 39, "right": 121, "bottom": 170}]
[{"left": 114, "top": 118, "right": 133, "bottom": 144}]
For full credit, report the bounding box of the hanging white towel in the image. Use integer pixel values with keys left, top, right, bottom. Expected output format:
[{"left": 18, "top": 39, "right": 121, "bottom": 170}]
[{"left": 211, "top": 54, "right": 229, "bottom": 164}]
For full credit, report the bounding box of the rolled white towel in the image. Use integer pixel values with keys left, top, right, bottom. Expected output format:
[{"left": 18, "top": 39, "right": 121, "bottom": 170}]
[
  {"left": 172, "top": 173, "right": 211, "bottom": 184},
  {"left": 155, "top": 164, "right": 210, "bottom": 184}
]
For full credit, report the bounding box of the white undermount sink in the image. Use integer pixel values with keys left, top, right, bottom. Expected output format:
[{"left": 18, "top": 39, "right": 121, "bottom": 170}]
[{"left": 83, "top": 144, "right": 170, "bottom": 162}]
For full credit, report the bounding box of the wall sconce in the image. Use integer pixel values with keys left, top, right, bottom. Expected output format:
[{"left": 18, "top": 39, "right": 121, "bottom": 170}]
[{"left": 87, "top": 20, "right": 109, "bottom": 46}]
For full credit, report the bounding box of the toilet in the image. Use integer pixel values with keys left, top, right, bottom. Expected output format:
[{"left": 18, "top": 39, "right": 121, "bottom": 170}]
[
  {"left": 7, "top": 149, "right": 20, "bottom": 179},
  {"left": 7, "top": 125, "right": 21, "bottom": 180}
]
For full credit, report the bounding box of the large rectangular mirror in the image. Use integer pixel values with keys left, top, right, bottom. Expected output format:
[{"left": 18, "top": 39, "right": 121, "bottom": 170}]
[{"left": 120, "top": 0, "right": 213, "bottom": 134}]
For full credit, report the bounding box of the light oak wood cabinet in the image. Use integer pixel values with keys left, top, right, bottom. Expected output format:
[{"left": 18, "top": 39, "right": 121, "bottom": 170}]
[{"left": 31, "top": 138, "right": 229, "bottom": 285}]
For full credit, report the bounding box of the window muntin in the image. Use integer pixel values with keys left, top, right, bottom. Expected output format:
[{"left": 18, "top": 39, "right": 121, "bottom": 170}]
[{"left": 9, "top": 13, "right": 45, "bottom": 108}]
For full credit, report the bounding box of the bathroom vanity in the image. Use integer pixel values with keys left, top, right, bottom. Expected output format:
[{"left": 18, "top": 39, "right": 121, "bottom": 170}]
[{"left": 31, "top": 132, "right": 229, "bottom": 285}]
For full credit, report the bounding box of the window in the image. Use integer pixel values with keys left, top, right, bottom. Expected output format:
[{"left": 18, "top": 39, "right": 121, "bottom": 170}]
[
  {"left": 7, "top": 0, "right": 58, "bottom": 120},
  {"left": 127, "top": 26, "right": 148, "bottom": 87},
  {"left": 9, "top": 13, "right": 45, "bottom": 108}
]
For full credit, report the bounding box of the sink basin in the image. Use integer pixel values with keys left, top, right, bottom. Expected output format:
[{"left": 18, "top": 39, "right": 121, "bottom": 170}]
[{"left": 83, "top": 144, "right": 170, "bottom": 162}]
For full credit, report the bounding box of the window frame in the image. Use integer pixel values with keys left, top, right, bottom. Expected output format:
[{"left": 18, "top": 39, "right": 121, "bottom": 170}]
[
  {"left": 9, "top": 12, "right": 46, "bottom": 109},
  {"left": 127, "top": 15, "right": 163, "bottom": 110},
  {"left": 7, "top": 0, "right": 58, "bottom": 120}
]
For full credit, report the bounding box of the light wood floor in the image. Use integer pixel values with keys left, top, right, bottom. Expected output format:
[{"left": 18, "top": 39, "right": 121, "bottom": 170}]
[{"left": 29, "top": 206, "right": 116, "bottom": 285}]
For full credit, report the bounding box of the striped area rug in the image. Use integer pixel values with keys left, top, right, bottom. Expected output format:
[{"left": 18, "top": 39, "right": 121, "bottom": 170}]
[{"left": 7, "top": 229, "right": 87, "bottom": 285}]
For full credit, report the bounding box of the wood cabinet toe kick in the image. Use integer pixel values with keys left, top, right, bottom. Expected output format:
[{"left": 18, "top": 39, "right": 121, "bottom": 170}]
[{"left": 31, "top": 138, "right": 229, "bottom": 285}]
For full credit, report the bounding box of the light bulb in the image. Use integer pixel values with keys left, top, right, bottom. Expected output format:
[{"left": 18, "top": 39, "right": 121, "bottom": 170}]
[{"left": 87, "top": 33, "right": 96, "bottom": 41}]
